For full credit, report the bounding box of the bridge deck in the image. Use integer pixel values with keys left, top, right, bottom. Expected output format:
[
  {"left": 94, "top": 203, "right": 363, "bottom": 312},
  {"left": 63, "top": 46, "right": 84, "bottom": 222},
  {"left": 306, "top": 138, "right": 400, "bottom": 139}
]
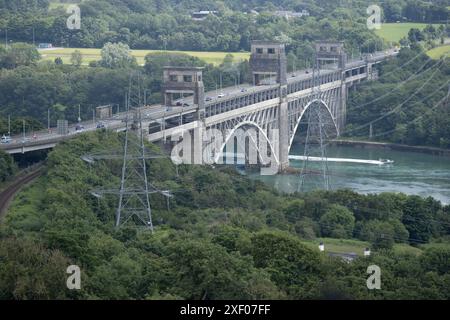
[{"left": 0, "top": 49, "right": 398, "bottom": 154}]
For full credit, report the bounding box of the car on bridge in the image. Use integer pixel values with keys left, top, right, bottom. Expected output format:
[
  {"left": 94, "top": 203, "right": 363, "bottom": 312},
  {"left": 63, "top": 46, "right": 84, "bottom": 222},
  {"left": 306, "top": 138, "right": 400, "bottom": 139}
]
[
  {"left": 96, "top": 122, "right": 106, "bottom": 129},
  {"left": 75, "top": 124, "right": 85, "bottom": 133},
  {"left": 176, "top": 101, "right": 190, "bottom": 107},
  {"left": 1, "top": 135, "right": 12, "bottom": 144},
  {"left": 182, "top": 113, "right": 195, "bottom": 123}
]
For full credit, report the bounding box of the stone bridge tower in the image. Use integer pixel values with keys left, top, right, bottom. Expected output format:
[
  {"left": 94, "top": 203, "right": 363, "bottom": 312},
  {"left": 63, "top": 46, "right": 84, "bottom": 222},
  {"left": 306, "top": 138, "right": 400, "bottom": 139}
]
[
  {"left": 315, "top": 41, "right": 348, "bottom": 131},
  {"left": 162, "top": 67, "right": 205, "bottom": 119},
  {"left": 250, "top": 41, "right": 289, "bottom": 170}
]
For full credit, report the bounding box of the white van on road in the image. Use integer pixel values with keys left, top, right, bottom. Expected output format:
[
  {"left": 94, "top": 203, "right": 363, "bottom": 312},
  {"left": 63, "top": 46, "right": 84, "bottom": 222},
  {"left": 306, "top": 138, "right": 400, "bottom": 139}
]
[{"left": 1, "top": 135, "right": 12, "bottom": 144}]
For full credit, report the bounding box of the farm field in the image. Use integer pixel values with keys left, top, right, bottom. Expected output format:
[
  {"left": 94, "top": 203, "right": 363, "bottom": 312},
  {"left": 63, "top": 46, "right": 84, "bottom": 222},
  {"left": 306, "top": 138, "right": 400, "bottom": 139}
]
[
  {"left": 39, "top": 48, "right": 251, "bottom": 66},
  {"left": 427, "top": 44, "right": 450, "bottom": 59},
  {"left": 375, "top": 22, "right": 443, "bottom": 42}
]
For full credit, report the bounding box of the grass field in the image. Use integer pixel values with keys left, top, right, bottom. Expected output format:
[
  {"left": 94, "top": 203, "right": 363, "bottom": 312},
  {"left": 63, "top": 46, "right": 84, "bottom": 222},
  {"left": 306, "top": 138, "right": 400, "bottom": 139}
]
[
  {"left": 39, "top": 48, "right": 251, "bottom": 66},
  {"left": 300, "top": 237, "right": 448, "bottom": 257},
  {"left": 375, "top": 22, "right": 443, "bottom": 42},
  {"left": 427, "top": 44, "right": 450, "bottom": 59}
]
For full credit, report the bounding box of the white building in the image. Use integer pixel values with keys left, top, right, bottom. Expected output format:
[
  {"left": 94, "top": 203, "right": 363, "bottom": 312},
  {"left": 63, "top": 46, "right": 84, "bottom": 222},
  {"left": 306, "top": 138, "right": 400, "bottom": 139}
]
[
  {"left": 274, "top": 10, "right": 310, "bottom": 20},
  {"left": 192, "top": 11, "right": 219, "bottom": 21}
]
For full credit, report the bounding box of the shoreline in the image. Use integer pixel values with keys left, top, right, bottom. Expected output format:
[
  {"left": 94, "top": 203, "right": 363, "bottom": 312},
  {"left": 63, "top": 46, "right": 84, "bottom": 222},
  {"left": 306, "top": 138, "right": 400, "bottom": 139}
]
[{"left": 331, "top": 139, "right": 450, "bottom": 157}]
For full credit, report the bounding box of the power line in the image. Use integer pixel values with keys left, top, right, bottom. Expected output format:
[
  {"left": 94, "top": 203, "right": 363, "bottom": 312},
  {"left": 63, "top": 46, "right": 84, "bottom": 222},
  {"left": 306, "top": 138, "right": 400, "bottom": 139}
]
[
  {"left": 347, "top": 53, "right": 439, "bottom": 111},
  {"left": 344, "top": 58, "right": 447, "bottom": 135}
]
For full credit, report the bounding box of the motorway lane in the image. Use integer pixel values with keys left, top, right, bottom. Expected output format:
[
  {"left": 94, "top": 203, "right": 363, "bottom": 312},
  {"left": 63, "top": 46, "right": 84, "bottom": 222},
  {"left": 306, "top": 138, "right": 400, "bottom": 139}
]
[{"left": 0, "top": 83, "right": 254, "bottom": 148}]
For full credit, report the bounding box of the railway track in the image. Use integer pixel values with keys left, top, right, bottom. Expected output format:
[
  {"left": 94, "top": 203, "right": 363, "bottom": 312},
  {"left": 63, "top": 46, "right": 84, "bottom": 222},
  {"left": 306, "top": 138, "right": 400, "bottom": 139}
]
[{"left": 0, "top": 167, "right": 44, "bottom": 219}]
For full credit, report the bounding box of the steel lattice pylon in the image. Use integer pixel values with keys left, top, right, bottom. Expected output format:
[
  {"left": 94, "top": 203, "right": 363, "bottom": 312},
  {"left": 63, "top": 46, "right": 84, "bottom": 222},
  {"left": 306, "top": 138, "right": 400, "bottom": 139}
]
[
  {"left": 298, "top": 52, "right": 333, "bottom": 192},
  {"left": 116, "top": 72, "right": 156, "bottom": 230},
  {"left": 84, "top": 72, "right": 172, "bottom": 233},
  {"left": 298, "top": 101, "right": 333, "bottom": 192}
]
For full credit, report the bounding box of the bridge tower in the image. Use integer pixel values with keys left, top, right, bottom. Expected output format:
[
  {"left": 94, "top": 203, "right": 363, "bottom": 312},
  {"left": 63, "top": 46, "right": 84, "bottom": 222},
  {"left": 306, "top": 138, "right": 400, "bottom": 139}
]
[
  {"left": 162, "top": 67, "right": 205, "bottom": 165},
  {"left": 249, "top": 41, "right": 287, "bottom": 86},
  {"left": 162, "top": 67, "right": 205, "bottom": 119},
  {"left": 315, "top": 41, "right": 348, "bottom": 132},
  {"left": 250, "top": 41, "right": 289, "bottom": 171},
  {"left": 315, "top": 41, "right": 347, "bottom": 69}
]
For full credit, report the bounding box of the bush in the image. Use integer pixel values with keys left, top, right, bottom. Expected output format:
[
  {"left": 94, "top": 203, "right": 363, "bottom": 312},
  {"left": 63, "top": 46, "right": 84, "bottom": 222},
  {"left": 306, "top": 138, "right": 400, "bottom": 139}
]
[{"left": 319, "top": 205, "right": 355, "bottom": 238}]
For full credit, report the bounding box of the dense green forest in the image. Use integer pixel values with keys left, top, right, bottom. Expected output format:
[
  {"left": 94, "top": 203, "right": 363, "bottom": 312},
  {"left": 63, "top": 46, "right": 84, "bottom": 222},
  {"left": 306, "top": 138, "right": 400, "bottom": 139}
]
[
  {"left": 0, "top": 0, "right": 418, "bottom": 52},
  {"left": 0, "top": 131, "right": 449, "bottom": 299},
  {"left": 345, "top": 45, "right": 450, "bottom": 148}
]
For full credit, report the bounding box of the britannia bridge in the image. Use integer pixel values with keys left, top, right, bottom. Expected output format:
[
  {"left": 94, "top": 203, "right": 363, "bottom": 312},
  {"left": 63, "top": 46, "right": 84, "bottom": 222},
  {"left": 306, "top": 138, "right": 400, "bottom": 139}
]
[{"left": 1, "top": 41, "right": 398, "bottom": 173}]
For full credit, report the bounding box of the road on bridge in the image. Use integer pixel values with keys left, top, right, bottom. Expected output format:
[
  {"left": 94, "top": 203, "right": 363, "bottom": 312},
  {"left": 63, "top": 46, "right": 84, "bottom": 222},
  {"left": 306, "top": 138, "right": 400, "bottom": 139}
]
[{"left": 0, "top": 48, "right": 398, "bottom": 154}]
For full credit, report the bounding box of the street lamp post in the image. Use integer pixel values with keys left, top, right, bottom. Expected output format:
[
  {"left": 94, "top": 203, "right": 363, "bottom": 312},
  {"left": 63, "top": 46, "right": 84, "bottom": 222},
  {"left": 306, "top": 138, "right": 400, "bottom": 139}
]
[
  {"left": 144, "top": 89, "right": 152, "bottom": 106},
  {"left": 22, "top": 119, "right": 25, "bottom": 143},
  {"left": 8, "top": 115, "right": 10, "bottom": 136}
]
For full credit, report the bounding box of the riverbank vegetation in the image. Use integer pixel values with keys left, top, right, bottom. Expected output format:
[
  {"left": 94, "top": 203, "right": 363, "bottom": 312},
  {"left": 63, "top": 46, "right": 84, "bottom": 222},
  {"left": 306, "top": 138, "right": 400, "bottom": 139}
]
[
  {"left": 1, "top": 131, "right": 449, "bottom": 299},
  {"left": 345, "top": 45, "right": 450, "bottom": 148}
]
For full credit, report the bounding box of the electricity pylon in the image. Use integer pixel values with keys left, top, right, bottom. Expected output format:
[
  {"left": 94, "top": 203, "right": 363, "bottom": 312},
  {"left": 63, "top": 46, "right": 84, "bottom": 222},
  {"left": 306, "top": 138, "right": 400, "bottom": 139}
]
[
  {"left": 298, "top": 101, "right": 332, "bottom": 192},
  {"left": 116, "top": 72, "right": 176, "bottom": 231},
  {"left": 298, "top": 52, "right": 333, "bottom": 192},
  {"left": 84, "top": 72, "right": 172, "bottom": 232}
]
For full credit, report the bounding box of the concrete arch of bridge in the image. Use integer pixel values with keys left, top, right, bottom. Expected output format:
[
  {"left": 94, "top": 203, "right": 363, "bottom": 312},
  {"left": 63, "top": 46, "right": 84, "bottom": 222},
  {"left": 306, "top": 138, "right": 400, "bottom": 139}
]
[
  {"left": 288, "top": 99, "right": 339, "bottom": 154},
  {"left": 213, "top": 121, "right": 280, "bottom": 166}
]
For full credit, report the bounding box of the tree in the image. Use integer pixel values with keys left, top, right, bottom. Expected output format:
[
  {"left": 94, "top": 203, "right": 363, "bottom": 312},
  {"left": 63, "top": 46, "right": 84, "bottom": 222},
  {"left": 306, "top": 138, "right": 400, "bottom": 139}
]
[
  {"left": 0, "top": 238, "right": 75, "bottom": 300},
  {"left": 0, "top": 150, "right": 17, "bottom": 182},
  {"left": 100, "top": 42, "right": 137, "bottom": 69},
  {"left": 251, "top": 231, "right": 322, "bottom": 295},
  {"left": 283, "top": 199, "right": 305, "bottom": 223},
  {"left": 0, "top": 43, "right": 40, "bottom": 69},
  {"left": 402, "top": 196, "right": 436, "bottom": 243},
  {"left": 357, "top": 220, "right": 396, "bottom": 249},
  {"left": 319, "top": 204, "right": 355, "bottom": 238},
  {"left": 408, "top": 28, "right": 425, "bottom": 42},
  {"left": 420, "top": 247, "right": 450, "bottom": 275},
  {"left": 70, "top": 50, "right": 83, "bottom": 67},
  {"left": 54, "top": 57, "right": 63, "bottom": 65}
]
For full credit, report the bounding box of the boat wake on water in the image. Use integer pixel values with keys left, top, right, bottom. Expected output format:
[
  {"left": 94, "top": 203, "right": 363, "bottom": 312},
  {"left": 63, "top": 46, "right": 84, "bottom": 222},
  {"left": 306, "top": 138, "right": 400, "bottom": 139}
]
[{"left": 289, "top": 155, "right": 394, "bottom": 165}]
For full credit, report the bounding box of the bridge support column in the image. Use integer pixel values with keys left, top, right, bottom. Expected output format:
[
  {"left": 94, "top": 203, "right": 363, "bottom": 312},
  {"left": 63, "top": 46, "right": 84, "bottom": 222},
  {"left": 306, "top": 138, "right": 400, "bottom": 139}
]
[
  {"left": 278, "top": 100, "right": 290, "bottom": 172},
  {"left": 193, "top": 121, "right": 204, "bottom": 165},
  {"left": 339, "top": 82, "right": 347, "bottom": 134}
]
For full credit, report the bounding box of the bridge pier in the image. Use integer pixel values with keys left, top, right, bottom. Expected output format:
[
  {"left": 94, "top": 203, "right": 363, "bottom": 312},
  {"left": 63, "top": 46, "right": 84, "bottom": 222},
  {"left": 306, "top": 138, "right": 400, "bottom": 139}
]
[
  {"left": 339, "top": 81, "right": 347, "bottom": 134},
  {"left": 278, "top": 100, "right": 290, "bottom": 172}
]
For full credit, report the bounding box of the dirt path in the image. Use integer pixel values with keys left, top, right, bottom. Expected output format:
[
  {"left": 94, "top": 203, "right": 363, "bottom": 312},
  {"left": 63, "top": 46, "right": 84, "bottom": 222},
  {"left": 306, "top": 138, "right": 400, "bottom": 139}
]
[{"left": 0, "top": 168, "right": 44, "bottom": 220}]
